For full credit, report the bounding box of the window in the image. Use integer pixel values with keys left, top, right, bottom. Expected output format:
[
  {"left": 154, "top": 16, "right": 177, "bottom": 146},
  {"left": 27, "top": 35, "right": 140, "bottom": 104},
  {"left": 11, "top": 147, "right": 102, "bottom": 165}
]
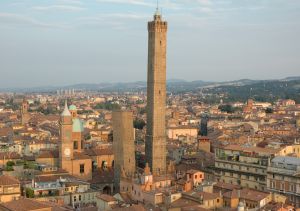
[
  {"left": 79, "top": 195, "right": 81, "bottom": 201},
  {"left": 289, "top": 184, "right": 294, "bottom": 192},
  {"left": 271, "top": 181, "right": 275, "bottom": 189},
  {"left": 80, "top": 164, "right": 85, "bottom": 173},
  {"left": 74, "top": 196, "right": 76, "bottom": 202},
  {"left": 74, "top": 141, "right": 78, "bottom": 150},
  {"left": 280, "top": 183, "right": 285, "bottom": 191}
]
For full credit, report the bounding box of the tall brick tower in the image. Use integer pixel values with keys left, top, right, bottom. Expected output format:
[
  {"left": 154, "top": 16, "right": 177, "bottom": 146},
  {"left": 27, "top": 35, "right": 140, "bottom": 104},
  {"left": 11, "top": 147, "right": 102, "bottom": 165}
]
[
  {"left": 59, "top": 101, "right": 73, "bottom": 171},
  {"left": 113, "top": 111, "right": 136, "bottom": 192},
  {"left": 21, "top": 98, "right": 30, "bottom": 125},
  {"left": 145, "top": 8, "right": 167, "bottom": 176}
]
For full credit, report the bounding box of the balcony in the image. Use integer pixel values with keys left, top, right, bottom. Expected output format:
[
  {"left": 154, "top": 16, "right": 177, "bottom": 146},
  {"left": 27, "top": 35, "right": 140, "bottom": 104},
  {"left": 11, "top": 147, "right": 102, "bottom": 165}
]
[
  {"left": 267, "top": 187, "right": 300, "bottom": 197},
  {"left": 215, "top": 159, "right": 267, "bottom": 175},
  {"left": 267, "top": 167, "right": 298, "bottom": 176}
]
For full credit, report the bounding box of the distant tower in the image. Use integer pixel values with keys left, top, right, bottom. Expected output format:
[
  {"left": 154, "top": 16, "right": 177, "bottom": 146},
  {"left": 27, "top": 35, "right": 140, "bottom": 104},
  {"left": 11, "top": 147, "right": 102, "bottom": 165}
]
[
  {"left": 145, "top": 8, "right": 168, "bottom": 176},
  {"left": 296, "top": 118, "right": 300, "bottom": 129},
  {"left": 21, "top": 98, "right": 30, "bottom": 125},
  {"left": 59, "top": 101, "right": 73, "bottom": 171},
  {"left": 113, "top": 111, "right": 136, "bottom": 192},
  {"left": 69, "top": 104, "right": 83, "bottom": 153},
  {"left": 199, "top": 112, "right": 209, "bottom": 136}
]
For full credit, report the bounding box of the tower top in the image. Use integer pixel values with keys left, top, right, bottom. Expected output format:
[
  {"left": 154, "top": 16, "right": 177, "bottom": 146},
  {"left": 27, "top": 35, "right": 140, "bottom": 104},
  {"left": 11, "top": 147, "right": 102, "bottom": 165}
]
[
  {"left": 153, "top": 0, "right": 161, "bottom": 21},
  {"left": 61, "top": 100, "right": 71, "bottom": 117}
]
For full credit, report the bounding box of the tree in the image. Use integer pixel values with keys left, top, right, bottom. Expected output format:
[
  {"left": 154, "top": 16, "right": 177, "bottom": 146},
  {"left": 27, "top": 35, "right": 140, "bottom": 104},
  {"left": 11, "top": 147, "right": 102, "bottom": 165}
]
[
  {"left": 265, "top": 107, "right": 273, "bottom": 114},
  {"left": 218, "top": 104, "right": 236, "bottom": 113},
  {"left": 6, "top": 161, "right": 15, "bottom": 167},
  {"left": 4, "top": 166, "right": 14, "bottom": 171},
  {"left": 138, "top": 107, "right": 146, "bottom": 115},
  {"left": 133, "top": 118, "right": 146, "bottom": 130},
  {"left": 25, "top": 188, "right": 34, "bottom": 198},
  {"left": 93, "top": 102, "right": 121, "bottom": 111}
]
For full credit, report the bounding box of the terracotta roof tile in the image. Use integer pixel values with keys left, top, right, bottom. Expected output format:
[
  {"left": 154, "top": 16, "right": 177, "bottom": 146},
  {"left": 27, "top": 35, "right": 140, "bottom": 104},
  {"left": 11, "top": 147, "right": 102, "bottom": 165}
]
[
  {"left": 0, "top": 198, "right": 51, "bottom": 211},
  {"left": 0, "top": 175, "right": 20, "bottom": 186}
]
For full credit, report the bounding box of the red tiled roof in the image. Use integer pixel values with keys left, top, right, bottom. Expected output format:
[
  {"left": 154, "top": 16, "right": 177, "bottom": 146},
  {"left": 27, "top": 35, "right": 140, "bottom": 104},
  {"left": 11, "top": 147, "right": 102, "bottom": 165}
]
[
  {"left": 0, "top": 198, "right": 51, "bottom": 211},
  {"left": 223, "top": 188, "right": 269, "bottom": 202},
  {"left": 97, "top": 194, "right": 116, "bottom": 202},
  {"left": 0, "top": 152, "right": 21, "bottom": 160},
  {"left": 37, "top": 150, "right": 59, "bottom": 159},
  {"left": 0, "top": 175, "right": 20, "bottom": 186}
]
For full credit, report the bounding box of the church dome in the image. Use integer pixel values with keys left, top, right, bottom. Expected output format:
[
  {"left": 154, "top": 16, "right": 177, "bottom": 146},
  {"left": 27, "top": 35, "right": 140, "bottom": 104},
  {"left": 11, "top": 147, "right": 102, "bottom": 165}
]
[
  {"left": 72, "top": 118, "right": 84, "bottom": 132},
  {"left": 69, "top": 104, "right": 77, "bottom": 111}
]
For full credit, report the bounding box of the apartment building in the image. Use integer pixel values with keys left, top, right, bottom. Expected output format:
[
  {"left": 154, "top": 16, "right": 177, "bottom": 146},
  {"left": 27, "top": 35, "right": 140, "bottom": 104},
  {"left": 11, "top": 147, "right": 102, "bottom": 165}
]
[
  {"left": 214, "top": 145, "right": 280, "bottom": 191},
  {"left": 267, "top": 156, "right": 300, "bottom": 207}
]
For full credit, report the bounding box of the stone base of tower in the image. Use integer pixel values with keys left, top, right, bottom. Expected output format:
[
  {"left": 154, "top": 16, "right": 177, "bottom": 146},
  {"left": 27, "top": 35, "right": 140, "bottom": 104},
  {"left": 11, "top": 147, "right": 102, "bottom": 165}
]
[{"left": 145, "top": 135, "right": 166, "bottom": 176}]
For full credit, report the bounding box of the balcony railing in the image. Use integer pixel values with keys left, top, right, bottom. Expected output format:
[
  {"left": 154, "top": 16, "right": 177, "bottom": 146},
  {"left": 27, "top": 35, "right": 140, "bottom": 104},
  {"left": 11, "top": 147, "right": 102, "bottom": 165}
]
[{"left": 267, "top": 167, "right": 299, "bottom": 176}]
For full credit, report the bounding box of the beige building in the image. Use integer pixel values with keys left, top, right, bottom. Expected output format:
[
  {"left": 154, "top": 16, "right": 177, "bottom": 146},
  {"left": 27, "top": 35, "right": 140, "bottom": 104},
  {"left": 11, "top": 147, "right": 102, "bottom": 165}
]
[
  {"left": 0, "top": 175, "right": 20, "bottom": 203},
  {"left": 120, "top": 164, "right": 172, "bottom": 205},
  {"left": 214, "top": 145, "right": 280, "bottom": 191},
  {"left": 167, "top": 126, "right": 198, "bottom": 140},
  {"left": 96, "top": 194, "right": 117, "bottom": 211}
]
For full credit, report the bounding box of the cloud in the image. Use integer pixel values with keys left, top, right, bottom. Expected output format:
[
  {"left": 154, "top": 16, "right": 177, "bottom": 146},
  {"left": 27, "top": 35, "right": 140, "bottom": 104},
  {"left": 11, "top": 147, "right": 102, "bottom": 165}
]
[
  {"left": 33, "top": 5, "right": 86, "bottom": 12},
  {"left": 196, "top": 0, "right": 212, "bottom": 5},
  {"left": 75, "top": 13, "right": 148, "bottom": 30},
  {"left": 96, "top": 0, "right": 154, "bottom": 7},
  {"left": 58, "top": 0, "right": 83, "bottom": 5},
  {"left": 0, "top": 13, "right": 65, "bottom": 28}
]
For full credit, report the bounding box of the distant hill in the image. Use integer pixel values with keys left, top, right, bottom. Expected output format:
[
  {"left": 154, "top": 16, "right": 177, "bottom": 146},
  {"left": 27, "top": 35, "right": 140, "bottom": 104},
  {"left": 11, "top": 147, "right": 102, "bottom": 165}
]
[
  {"left": 282, "top": 76, "right": 300, "bottom": 81},
  {"left": 1, "top": 77, "right": 299, "bottom": 99},
  {"left": 205, "top": 79, "right": 300, "bottom": 104}
]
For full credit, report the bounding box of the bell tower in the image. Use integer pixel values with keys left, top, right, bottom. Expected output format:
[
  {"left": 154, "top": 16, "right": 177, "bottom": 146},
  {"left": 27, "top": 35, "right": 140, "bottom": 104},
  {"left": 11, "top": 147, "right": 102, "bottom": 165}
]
[{"left": 59, "top": 101, "right": 73, "bottom": 171}]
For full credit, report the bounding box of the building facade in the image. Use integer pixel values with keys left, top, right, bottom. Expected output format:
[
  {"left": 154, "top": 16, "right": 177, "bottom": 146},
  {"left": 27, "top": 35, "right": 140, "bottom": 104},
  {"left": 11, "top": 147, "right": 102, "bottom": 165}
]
[
  {"left": 214, "top": 145, "right": 278, "bottom": 191},
  {"left": 267, "top": 156, "right": 300, "bottom": 207}
]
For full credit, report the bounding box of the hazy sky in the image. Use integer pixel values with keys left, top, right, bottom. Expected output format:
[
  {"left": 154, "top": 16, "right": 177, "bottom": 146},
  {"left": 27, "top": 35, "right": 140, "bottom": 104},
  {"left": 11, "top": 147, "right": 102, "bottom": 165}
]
[{"left": 0, "top": 0, "right": 299, "bottom": 88}]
